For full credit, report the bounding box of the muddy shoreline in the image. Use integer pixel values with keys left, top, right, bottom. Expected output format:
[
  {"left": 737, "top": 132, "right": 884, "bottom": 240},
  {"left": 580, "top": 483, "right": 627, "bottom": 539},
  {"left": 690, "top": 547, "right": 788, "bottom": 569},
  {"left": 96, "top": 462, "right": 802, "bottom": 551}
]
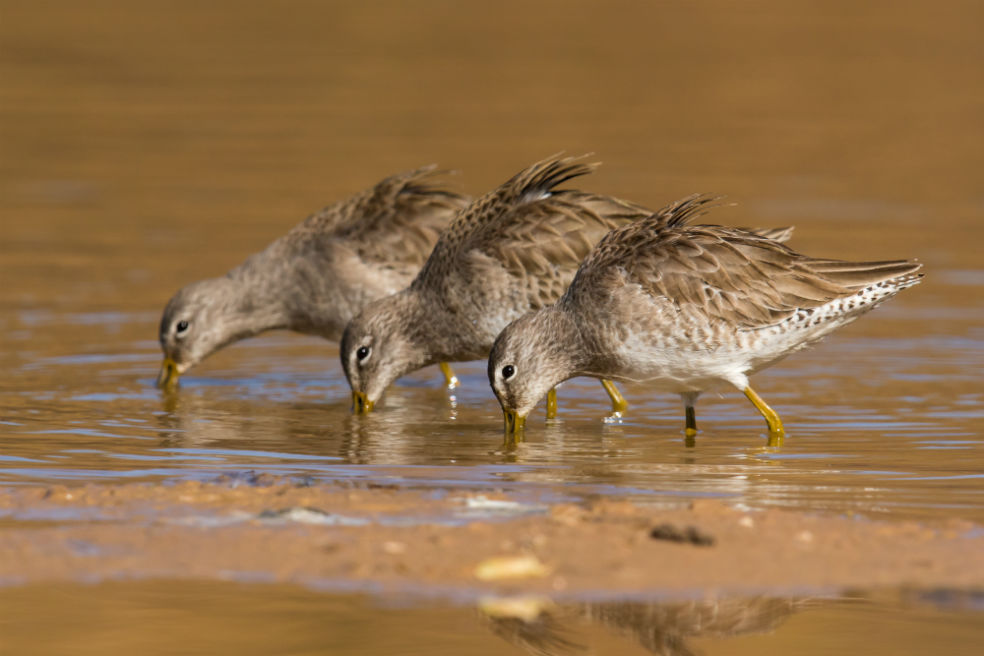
[{"left": 2, "top": 479, "right": 981, "bottom": 599}]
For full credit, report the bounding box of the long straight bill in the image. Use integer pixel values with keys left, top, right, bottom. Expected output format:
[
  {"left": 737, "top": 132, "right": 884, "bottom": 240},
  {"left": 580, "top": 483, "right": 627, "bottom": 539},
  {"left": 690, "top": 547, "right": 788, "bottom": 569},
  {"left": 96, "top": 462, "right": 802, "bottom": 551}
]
[
  {"left": 157, "top": 357, "right": 179, "bottom": 390},
  {"left": 502, "top": 408, "right": 526, "bottom": 435},
  {"left": 352, "top": 390, "right": 375, "bottom": 414}
]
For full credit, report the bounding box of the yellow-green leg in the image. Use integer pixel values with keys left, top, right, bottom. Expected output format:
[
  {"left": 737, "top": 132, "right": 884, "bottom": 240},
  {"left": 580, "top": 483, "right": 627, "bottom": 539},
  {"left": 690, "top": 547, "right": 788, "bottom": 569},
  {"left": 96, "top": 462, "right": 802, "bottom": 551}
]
[
  {"left": 601, "top": 379, "right": 628, "bottom": 414},
  {"left": 682, "top": 391, "right": 698, "bottom": 447},
  {"left": 545, "top": 388, "right": 558, "bottom": 419},
  {"left": 544, "top": 380, "right": 625, "bottom": 420},
  {"left": 685, "top": 405, "right": 697, "bottom": 439},
  {"left": 743, "top": 386, "right": 785, "bottom": 445},
  {"left": 439, "top": 362, "right": 459, "bottom": 389}
]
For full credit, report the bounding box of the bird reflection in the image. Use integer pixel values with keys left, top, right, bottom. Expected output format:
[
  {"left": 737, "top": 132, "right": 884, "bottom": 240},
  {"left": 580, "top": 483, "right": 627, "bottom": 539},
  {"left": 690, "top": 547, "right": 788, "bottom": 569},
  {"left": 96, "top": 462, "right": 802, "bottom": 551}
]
[
  {"left": 151, "top": 369, "right": 494, "bottom": 469},
  {"left": 480, "top": 595, "right": 813, "bottom": 655}
]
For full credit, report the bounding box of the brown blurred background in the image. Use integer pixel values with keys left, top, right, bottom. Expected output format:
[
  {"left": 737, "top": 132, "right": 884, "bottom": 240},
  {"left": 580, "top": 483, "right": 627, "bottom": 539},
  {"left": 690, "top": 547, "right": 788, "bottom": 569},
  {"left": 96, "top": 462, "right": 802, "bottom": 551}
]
[{"left": 2, "top": 0, "right": 981, "bottom": 325}]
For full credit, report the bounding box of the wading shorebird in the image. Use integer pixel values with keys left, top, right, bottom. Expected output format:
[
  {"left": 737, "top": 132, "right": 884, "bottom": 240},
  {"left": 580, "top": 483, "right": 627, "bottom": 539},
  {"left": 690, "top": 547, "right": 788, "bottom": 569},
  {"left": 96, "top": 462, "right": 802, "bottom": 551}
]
[
  {"left": 488, "top": 195, "right": 922, "bottom": 443},
  {"left": 340, "top": 156, "right": 651, "bottom": 415},
  {"left": 340, "top": 157, "right": 794, "bottom": 416},
  {"left": 157, "top": 167, "right": 468, "bottom": 390}
]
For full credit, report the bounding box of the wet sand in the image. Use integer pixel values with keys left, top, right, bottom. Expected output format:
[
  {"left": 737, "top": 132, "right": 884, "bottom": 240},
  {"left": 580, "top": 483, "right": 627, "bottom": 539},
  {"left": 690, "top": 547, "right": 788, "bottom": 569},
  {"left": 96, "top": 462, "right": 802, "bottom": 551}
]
[{"left": 2, "top": 480, "right": 982, "bottom": 596}]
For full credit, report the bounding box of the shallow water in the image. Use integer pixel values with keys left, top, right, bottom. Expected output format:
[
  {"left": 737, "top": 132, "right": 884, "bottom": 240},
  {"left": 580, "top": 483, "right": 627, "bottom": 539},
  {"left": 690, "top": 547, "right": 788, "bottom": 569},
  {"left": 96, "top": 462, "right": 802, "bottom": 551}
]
[
  {"left": 3, "top": 320, "right": 982, "bottom": 521},
  {"left": 2, "top": 0, "right": 983, "bottom": 650},
  {"left": 1, "top": 582, "right": 983, "bottom": 656}
]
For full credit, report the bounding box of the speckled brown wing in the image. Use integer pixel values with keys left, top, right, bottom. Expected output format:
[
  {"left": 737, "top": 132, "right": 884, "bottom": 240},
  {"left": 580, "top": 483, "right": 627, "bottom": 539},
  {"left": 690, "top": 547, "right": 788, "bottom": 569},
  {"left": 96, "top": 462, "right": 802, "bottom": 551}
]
[
  {"left": 414, "top": 155, "right": 652, "bottom": 310},
  {"left": 569, "top": 194, "right": 922, "bottom": 328},
  {"left": 290, "top": 166, "right": 468, "bottom": 268},
  {"left": 469, "top": 190, "right": 653, "bottom": 308},
  {"left": 747, "top": 226, "right": 794, "bottom": 243}
]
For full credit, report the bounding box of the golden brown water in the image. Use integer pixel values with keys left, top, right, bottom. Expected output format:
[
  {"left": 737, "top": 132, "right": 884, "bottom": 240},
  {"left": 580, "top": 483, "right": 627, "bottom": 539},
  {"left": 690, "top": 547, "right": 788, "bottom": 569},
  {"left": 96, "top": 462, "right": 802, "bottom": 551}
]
[
  {"left": 2, "top": 0, "right": 983, "bottom": 651},
  {"left": 1, "top": 583, "right": 982, "bottom": 655}
]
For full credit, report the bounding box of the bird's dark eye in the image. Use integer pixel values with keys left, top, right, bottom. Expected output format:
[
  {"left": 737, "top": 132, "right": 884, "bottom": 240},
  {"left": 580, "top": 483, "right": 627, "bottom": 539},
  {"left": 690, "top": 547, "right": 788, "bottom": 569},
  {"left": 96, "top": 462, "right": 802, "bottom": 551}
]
[
  {"left": 501, "top": 365, "right": 515, "bottom": 379},
  {"left": 356, "top": 346, "right": 370, "bottom": 361},
  {"left": 176, "top": 320, "right": 189, "bottom": 334}
]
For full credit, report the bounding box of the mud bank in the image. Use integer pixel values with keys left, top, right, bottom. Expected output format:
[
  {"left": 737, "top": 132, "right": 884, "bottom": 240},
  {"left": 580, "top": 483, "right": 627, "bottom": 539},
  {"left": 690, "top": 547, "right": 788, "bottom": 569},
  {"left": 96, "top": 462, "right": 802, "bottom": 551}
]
[{"left": 1, "top": 479, "right": 981, "bottom": 597}]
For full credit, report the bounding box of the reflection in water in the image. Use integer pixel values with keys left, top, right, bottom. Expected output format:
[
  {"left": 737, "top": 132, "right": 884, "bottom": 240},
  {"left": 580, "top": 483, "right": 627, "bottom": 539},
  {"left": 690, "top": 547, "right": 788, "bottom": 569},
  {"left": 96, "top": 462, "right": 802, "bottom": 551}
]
[
  {"left": 1, "top": 581, "right": 981, "bottom": 656},
  {"left": 1, "top": 333, "right": 982, "bottom": 518},
  {"left": 482, "top": 598, "right": 583, "bottom": 656},
  {"left": 481, "top": 595, "right": 808, "bottom": 656}
]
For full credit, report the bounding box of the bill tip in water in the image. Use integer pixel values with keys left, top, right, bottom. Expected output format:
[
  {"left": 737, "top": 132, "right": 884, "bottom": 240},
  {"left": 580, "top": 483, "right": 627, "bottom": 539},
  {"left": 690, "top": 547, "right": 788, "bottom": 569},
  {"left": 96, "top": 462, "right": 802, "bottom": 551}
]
[
  {"left": 156, "top": 358, "right": 180, "bottom": 390},
  {"left": 503, "top": 408, "right": 526, "bottom": 435},
  {"left": 352, "top": 390, "right": 375, "bottom": 414}
]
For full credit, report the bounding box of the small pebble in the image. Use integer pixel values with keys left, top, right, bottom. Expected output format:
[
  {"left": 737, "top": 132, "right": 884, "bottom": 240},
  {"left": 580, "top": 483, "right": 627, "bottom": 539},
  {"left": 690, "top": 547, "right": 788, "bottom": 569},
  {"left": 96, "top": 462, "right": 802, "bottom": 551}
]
[
  {"left": 478, "top": 596, "right": 552, "bottom": 622},
  {"left": 649, "top": 523, "right": 715, "bottom": 547},
  {"left": 382, "top": 541, "right": 407, "bottom": 555},
  {"left": 475, "top": 555, "right": 550, "bottom": 581}
]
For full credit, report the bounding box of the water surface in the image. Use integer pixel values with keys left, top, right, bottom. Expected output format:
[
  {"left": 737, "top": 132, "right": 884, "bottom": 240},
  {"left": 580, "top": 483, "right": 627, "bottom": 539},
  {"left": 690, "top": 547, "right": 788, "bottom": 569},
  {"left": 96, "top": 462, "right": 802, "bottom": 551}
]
[
  {"left": 1, "top": 0, "right": 982, "bottom": 651},
  {"left": 1, "top": 582, "right": 982, "bottom": 656}
]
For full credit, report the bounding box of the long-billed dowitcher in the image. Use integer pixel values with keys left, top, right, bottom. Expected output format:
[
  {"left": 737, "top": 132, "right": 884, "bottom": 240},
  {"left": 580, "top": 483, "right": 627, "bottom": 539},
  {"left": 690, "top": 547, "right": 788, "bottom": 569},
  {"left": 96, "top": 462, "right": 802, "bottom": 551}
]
[
  {"left": 340, "top": 156, "right": 662, "bottom": 414},
  {"left": 157, "top": 167, "right": 467, "bottom": 389},
  {"left": 341, "top": 159, "right": 794, "bottom": 415},
  {"left": 488, "top": 195, "right": 922, "bottom": 442}
]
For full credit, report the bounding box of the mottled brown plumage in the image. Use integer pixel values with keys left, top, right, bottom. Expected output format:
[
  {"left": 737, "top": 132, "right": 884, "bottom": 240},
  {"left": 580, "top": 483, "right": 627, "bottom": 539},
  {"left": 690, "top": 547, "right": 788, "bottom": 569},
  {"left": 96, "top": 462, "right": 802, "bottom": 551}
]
[
  {"left": 340, "top": 156, "right": 655, "bottom": 411},
  {"left": 489, "top": 194, "right": 923, "bottom": 441},
  {"left": 157, "top": 166, "right": 467, "bottom": 387}
]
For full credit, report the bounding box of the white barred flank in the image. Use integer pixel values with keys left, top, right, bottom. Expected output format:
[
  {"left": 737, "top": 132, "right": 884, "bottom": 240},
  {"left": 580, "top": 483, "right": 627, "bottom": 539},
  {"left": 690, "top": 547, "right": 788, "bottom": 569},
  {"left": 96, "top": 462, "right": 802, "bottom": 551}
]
[
  {"left": 764, "top": 271, "right": 922, "bottom": 334},
  {"left": 739, "top": 271, "right": 924, "bottom": 375}
]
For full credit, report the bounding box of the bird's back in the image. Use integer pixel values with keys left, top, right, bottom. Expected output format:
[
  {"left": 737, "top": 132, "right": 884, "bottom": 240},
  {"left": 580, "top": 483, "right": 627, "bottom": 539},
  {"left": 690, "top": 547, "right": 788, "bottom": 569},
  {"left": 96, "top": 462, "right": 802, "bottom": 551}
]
[
  {"left": 564, "top": 195, "right": 922, "bottom": 382},
  {"left": 410, "top": 156, "right": 653, "bottom": 349},
  {"left": 247, "top": 167, "right": 468, "bottom": 338},
  {"left": 283, "top": 166, "right": 468, "bottom": 274}
]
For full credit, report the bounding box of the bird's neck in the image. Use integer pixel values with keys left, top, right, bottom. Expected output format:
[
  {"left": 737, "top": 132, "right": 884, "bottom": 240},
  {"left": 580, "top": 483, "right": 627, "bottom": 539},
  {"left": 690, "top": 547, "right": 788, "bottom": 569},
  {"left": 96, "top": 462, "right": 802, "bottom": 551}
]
[
  {"left": 405, "top": 287, "right": 498, "bottom": 365},
  {"left": 218, "top": 254, "right": 294, "bottom": 338},
  {"left": 382, "top": 289, "right": 449, "bottom": 369},
  {"left": 539, "top": 306, "right": 593, "bottom": 380}
]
